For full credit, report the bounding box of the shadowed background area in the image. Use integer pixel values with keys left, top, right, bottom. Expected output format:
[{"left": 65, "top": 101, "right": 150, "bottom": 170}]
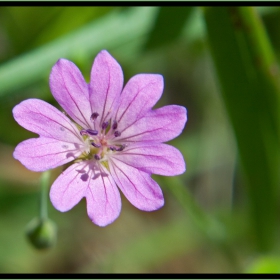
[{"left": 1, "top": 6, "right": 280, "bottom": 273}]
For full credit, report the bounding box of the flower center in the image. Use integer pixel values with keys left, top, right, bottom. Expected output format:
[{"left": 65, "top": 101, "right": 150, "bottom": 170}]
[{"left": 78, "top": 112, "right": 127, "bottom": 163}]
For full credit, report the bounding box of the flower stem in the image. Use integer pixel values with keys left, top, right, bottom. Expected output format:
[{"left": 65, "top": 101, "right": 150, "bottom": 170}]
[{"left": 39, "top": 170, "right": 51, "bottom": 221}]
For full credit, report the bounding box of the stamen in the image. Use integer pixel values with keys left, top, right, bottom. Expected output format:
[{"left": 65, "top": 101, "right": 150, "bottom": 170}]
[
  {"left": 80, "top": 129, "right": 88, "bottom": 136},
  {"left": 112, "top": 120, "right": 118, "bottom": 130},
  {"left": 114, "top": 131, "right": 121, "bottom": 137},
  {"left": 90, "top": 112, "right": 99, "bottom": 121},
  {"left": 102, "top": 121, "right": 109, "bottom": 130},
  {"left": 94, "top": 154, "right": 101, "bottom": 160},
  {"left": 110, "top": 146, "right": 116, "bottom": 151},
  {"left": 91, "top": 142, "right": 101, "bottom": 148},
  {"left": 117, "top": 144, "right": 127, "bottom": 151},
  {"left": 86, "top": 129, "right": 98, "bottom": 136}
]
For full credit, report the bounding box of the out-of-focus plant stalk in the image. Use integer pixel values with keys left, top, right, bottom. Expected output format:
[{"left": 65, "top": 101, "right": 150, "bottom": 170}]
[
  {"left": 0, "top": 7, "right": 156, "bottom": 96},
  {"left": 203, "top": 7, "right": 280, "bottom": 251}
]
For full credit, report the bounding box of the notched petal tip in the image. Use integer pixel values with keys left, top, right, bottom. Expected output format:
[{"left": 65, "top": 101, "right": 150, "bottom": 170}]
[
  {"left": 50, "top": 58, "right": 71, "bottom": 76},
  {"left": 142, "top": 194, "right": 165, "bottom": 212},
  {"left": 132, "top": 73, "right": 164, "bottom": 99},
  {"left": 89, "top": 214, "right": 119, "bottom": 227},
  {"left": 12, "top": 98, "right": 35, "bottom": 124},
  {"left": 50, "top": 58, "right": 79, "bottom": 83},
  {"left": 109, "top": 160, "right": 165, "bottom": 212},
  {"left": 54, "top": 57, "right": 68, "bottom": 65},
  {"left": 97, "top": 49, "right": 115, "bottom": 60}
]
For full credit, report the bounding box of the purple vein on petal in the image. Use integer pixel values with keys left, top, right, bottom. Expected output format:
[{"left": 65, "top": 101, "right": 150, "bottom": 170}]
[
  {"left": 109, "top": 159, "right": 154, "bottom": 202},
  {"left": 98, "top": 163, "right": 116, "bottom": 212},
  {"left": 23, "top": 147, "right": 81, "bottom": 159},
  {"left": 115, "top": 82, "right": 155, "bottom": 124},
  {"left": 60, "top": 161, "right": 91, "bottom": 200},
  {"left": 61, "top": 71, "right": 91, "bottom": 129},
  {"left": 16, "top": 101, "right": 83, "bottom": 141},
  {"left": 110, "top": 155, "right": 152, "bottom": 174}
]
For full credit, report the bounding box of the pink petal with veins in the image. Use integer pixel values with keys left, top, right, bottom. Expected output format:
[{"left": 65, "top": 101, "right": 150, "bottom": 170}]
[
  {"left": 50, "top": 59, "right": 92, "bottom": 129},
  {"left": 109, "top": 159, "right": 164, "bottom": 211},
  {"left": 50, "top": 161, "right": 121, "bottom": 226},
  {"left": 13, "top": 98, "right": 83, "bottom": 142},
  {"left": 111, "top": 143, "right": 185, "bottom": 176},
  {"left": 14, "top": 138, "right": 84, "bottom": 172},
  {"left": 119, "top": 105, "right": 187, "bottom": 143},
  {"left": 89, "top": 50, "right": 123, "bottom": 126},
  {"left": 115, "top": 74, "right": 163, "bottom": 131},
  {"left": 85, "top": 163, "right": 121, "bottom": 226}
]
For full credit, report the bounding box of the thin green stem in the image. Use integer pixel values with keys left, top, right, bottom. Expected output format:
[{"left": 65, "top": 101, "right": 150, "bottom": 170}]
[{"left": 39, "top": 170, "right": 51, "bottom": 221}]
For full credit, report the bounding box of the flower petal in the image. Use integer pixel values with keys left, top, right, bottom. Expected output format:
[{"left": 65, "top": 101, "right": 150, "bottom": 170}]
[
  {"left": 111, "top": 143, "right": 185, "bottom": 176},
  {"left": 49, "top": 59, "right": 92, "bottom": 128},
  {"left": 50, "top": 161, "right": 90, "bottom": 212},
  {"left": 119, "top": 105, "right": 187, "bottom": 143},
  {"left": 89, "top": 50, "right": 123, "bottom": 126},
  {"left": 109, "top": 159, "right": 164, "bottom": 211},
  {"left": 50, "top": 161, "right": 121, "bottom": 227},
  {"left": 85, "top": 163, "right": 121, "bottom": 227},
  {"left": 12, "top": 98, "right": 83, "bottom": 143},
  {"left": 13, "top": 138, "right": 84, "bottom": 172},
  {"left": 115, "top": 74, "right": 164, "bottom": 132}
]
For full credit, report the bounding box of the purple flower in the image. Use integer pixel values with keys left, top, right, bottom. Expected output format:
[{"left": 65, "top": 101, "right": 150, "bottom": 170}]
[{"left": 13, "top": 50, "right": 187, "bottom": 226}]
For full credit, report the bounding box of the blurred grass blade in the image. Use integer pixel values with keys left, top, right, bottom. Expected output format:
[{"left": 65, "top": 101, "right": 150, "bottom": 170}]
[
  {"left": 0, "top": 7, "right": 157, "bottom": 96},
  {"left": 144, "top": 7, "right": 194, "bottom": 50},
  {"left": 203, "top": 7, "right": 280, "bottom": 251}
]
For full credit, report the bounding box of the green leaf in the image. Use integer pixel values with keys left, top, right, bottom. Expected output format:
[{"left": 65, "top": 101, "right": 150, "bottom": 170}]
[
  {"left": 0, "top": 7, "right": 157, "bottom": 96},
  {"left": 203, "top": 7, "right": 280, "bottom": 251}
]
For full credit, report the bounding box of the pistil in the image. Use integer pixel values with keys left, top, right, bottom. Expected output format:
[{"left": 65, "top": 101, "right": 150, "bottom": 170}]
[{"left": 79, "top": 115, "right": 127, "bottom": 163}]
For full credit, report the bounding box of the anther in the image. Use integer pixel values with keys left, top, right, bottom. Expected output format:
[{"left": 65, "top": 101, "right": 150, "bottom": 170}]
[
  {"left": 102, "top": 121, "right": 109, "bottom": 130},
  {"left": 91, "top": 142, "right": 101, "bottom": 148},
  {"left": 90, "top": 112, "right": 99, "bottom": 121},
  {"left": 117, "top": 145, "right": 126, "bottom": 152},
  {"left": 86, "top": 129, "right": 98, "bottom": 136},
  {"left": 112, "top": 120, "right": 118, "bottom": 130},
  {"left": 94, "top": 154, "right": 101, "bottom": 160},
  {"left": 114, "top": 130, "right": 121, "bottom": 137},
  {"left": 117, "top": 144, "right": 127, "bottom": 151}
]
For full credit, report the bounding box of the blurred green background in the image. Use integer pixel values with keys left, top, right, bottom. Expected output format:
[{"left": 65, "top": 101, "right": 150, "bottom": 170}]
[{"left": 1, "top": 6, "right": 280, "bottom": 273}]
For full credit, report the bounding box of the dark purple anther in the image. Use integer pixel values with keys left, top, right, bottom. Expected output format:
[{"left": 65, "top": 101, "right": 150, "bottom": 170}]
[
  {"left": 102, "top": 121, "right": 109, "bottom": 130},
  {"left": 91, "top": 142, "right": 101, "bottom": 148},
  {"left": 117, "top": 144, "right": 127, "bottom": 151},
  {"left": 94, "top": 154, "right": 101, "bottom": 160},
  {"left": 110, "top": 146, "right": 117, "bottom": 151},
  {"left": 86, "top": 129, "right": 98, "bottom": 136},
  {"left": 112, "top": 120, "right": 118, "bottom": 130},
  {"left": 114, "top": 131, "right": 121, "bottom": 137},
  {"left": 90, "top": 112, "right": 99, "bottom": 121}
]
